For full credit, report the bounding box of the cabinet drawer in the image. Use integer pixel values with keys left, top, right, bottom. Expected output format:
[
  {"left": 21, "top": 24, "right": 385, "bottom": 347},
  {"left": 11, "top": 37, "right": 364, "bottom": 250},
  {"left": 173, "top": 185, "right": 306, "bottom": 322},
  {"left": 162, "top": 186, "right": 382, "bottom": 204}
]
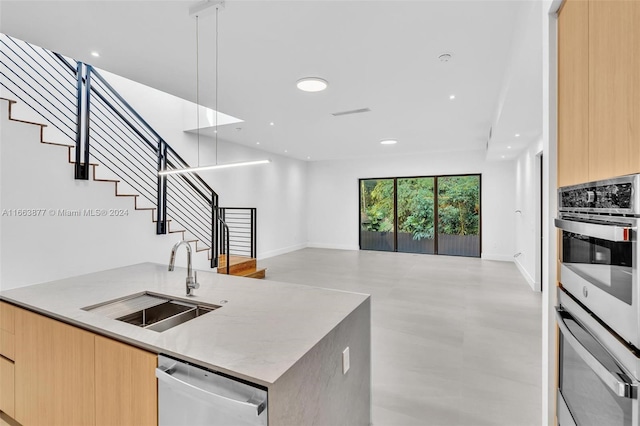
[
  {"left": 0, "top": 332, "right": 14, "bottom": 361},
  {"left": 0, "top": 356, "right": 15, "bottom": 418},
  {"left": 0, "top": 304, "right": 15, "bottom": 361}
]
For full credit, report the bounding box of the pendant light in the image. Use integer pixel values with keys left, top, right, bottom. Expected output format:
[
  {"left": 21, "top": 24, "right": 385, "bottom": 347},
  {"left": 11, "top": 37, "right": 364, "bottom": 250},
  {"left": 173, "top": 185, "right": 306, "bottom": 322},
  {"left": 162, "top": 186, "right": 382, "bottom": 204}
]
[{"left": 159, "top": 1, "right": 270, "bottom": 176}]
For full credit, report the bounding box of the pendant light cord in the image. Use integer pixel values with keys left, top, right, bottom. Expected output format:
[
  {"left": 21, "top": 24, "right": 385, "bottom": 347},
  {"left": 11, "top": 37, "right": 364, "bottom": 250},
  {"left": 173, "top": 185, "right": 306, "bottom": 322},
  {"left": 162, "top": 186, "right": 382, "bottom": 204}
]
[
  {"left": 195, "top": 15, "right": 201, "bottom": 167},
  {"left": 215, "top": 6, "right": 219, "bottom": 165}
]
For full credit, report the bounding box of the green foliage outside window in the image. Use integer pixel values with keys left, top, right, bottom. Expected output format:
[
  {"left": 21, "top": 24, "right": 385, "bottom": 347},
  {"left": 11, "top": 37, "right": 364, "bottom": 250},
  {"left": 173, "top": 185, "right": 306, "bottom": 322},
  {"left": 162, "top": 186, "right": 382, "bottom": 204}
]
[{"left": 360, "top": 175, "right": 479, "bottom": 239}]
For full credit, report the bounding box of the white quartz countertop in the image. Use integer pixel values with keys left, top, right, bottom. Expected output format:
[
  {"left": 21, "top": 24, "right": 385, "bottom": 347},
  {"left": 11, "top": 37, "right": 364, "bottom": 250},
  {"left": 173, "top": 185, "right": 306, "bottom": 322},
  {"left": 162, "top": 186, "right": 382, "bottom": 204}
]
[{"left": 0, "top": 263, "right": 369, "bottom": 386}]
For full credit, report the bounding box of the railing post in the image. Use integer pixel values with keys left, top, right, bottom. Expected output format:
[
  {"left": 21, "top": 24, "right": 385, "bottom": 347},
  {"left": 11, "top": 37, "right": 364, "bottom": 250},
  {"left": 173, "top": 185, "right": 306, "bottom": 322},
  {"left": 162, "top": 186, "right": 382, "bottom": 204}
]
[
  {"left": 74, "top": 62, "right": 90, "bottom": 180},
  {"left": 156, "top": 140, "right": 167, "bottom": 234},
  {"left": 211, "top": 196, "right": 218, "bottom": 268},
  {"left": 252, "top": 208, "right": 257, "bottom": 259}
]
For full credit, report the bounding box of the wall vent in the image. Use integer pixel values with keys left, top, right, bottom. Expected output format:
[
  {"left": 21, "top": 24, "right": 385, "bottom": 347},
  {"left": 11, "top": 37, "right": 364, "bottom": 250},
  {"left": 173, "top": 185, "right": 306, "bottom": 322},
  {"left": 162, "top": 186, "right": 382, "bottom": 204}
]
[{"left": 331, "top": 108, "right": 371, "bottom": 117}]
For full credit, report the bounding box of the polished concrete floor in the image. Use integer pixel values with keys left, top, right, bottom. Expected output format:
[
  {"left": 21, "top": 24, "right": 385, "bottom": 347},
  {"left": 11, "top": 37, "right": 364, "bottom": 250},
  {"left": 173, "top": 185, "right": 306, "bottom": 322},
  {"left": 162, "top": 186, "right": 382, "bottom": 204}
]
[{"left": 261, "top": 248, "right": 542, "bottom": 426}]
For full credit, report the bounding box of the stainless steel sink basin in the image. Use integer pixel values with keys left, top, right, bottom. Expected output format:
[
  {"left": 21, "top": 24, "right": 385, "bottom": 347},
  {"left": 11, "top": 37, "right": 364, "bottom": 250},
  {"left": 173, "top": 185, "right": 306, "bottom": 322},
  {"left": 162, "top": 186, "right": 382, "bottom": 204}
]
[{"left": 82, "top": 292, "right": 220, "bottom": 332}]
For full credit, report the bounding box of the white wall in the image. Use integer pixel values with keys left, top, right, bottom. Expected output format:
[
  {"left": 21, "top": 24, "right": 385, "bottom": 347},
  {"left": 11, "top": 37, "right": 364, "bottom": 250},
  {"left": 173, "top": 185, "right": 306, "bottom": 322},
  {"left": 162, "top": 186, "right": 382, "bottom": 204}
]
[
  {"left": 307, "top": 149, "right": 516, "bottom": 260},
  {"left": 0, "top": 100, "right": 208, "bottom": 290},
  {"left": 542, "top": 1, "right": 562, "bottom": 424},
  {"left": 514, "top": 136, "right": 543, "bottom": 290}
]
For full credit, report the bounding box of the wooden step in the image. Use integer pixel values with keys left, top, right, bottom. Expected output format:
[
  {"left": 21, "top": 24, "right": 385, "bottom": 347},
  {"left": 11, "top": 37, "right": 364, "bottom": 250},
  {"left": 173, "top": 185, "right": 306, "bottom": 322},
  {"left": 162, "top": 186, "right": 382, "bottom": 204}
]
[
  {"left": 239, "top": 268, "right": 266, "bottom": 279},
  {"left": 217, "top": 255, "right": 256, "bottom": 275}
]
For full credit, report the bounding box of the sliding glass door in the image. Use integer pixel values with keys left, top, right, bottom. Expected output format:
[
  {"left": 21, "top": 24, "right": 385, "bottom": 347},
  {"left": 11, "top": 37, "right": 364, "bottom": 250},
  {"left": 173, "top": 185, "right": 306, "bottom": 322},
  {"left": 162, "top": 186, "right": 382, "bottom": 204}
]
[
  {"left": 359, "top": 178, "right": 395, "bottom": 251},
  {"left": 359, "top": 174, "right": 480, "bottom": 257},
  {"left": 397, "top": 177, "right": 435, "bottom": 254},
  {"left": 437, "top": 175, "right": 480, "bottom": 257}
]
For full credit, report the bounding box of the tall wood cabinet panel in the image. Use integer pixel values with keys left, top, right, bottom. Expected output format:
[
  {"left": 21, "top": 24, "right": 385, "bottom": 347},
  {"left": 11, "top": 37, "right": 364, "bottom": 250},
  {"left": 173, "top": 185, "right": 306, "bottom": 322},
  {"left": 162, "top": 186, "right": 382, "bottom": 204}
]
[
  {"left": 95, "top": 335, "right": 158, "bottom": 426},
  {"left": 558, "top": 0, "right": 590, "bottom": 187},
  {"left": 588, "top": 0, "right": 640, "bottom": 181},
  {"left": 14, "top": 309, "right": 95, "bottom": 426}
]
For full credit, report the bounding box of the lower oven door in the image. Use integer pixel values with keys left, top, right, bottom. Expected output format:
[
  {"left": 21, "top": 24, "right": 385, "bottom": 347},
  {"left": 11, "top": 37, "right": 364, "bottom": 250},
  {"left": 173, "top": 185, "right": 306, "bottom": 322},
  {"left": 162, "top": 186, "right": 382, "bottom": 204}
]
[{"left": 556, "top": 307, "right": 639, "bottom": 426}]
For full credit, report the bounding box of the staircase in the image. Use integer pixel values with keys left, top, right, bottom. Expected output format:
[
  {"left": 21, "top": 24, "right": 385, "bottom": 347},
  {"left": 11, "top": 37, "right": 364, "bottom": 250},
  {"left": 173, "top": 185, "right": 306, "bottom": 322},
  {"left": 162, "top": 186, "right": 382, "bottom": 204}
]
[{"left": 0, "top": 33, "right": 265, "bottom": 279}]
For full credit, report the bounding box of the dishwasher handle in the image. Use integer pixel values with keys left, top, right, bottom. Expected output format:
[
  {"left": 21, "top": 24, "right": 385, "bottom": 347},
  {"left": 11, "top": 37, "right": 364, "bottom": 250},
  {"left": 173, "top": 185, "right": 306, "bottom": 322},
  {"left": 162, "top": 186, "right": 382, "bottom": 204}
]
[{"left": 156, "top": 366, "right": 267, "bottom": 416}]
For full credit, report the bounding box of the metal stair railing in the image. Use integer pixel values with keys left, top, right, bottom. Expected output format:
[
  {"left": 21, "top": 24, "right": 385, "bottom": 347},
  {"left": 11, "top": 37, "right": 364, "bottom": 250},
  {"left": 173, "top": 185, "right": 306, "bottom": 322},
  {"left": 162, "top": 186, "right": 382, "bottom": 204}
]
[
  {"left": 0, "top": 33, "right": 226, "bottom": 268},
  {"left": 218, "top": 207, "right": 257, "bottom": 259}
]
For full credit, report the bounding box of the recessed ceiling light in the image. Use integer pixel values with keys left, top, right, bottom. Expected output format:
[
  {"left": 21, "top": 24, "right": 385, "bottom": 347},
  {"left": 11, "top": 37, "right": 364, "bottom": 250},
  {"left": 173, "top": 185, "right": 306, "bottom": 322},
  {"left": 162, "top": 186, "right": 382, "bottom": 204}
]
[
  {"left": 307, "top": 156, "right": 311, "bottom": 160},
  {"left": 296, "top": 77, "right": 328, "bottom": 92},
  {"left": 270, "top": 122, "right": 275, "bottom": 126},
  {"left": 284, "top": 150, "right": 288, "bottom": 153},
  {"left": 91, "top": 51, "right": 100, "bottom": 57},
  {"left": 501, "top": 155, "right": 506, "bottom": 159},
  {"left": 380, "top": 139, "right": 397, "bottom": 145},
  {"left": 256, "top": 142, "right": 260, "bottom": 145},
  {"left": 449, "top": 95, "right": 456, "bottom": 100},
  {"left": 507, "top": 146, "right": 511, "bottom": 149},
  {"left": 515, "top": 133, "right": 520, "bottom": 137}
]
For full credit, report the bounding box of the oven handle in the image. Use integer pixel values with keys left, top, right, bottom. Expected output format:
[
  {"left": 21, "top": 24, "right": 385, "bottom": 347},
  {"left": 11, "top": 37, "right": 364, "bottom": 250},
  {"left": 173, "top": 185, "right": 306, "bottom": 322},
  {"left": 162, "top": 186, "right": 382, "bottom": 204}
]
[
  {"left": 554, "top": 218, "right": 634, "bottom": 242},
  {"left": 556, "top": 307, "right": 637, "bottom": 398}
]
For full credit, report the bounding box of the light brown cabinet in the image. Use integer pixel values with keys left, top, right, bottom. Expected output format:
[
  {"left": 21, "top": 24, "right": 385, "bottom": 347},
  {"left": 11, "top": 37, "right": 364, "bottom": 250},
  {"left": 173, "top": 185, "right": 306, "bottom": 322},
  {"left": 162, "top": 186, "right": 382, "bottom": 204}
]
[
  {"left": 0, "top": 302, "right": 16, "bottom": 420},
  {"left": 558, "top": 0, "right": 640, "bottom": 187},
  {"left": 558, "top": 0, "right": 590, "bottom": 187},
  {"left": 95, "top": 335, "right": 157, "bottom": 426},
  {"left": 0, "top": 303, "right": 157, "bottom": 426},
  {"left": 15, "top": 307, "right": 96, "bottom": 426}
]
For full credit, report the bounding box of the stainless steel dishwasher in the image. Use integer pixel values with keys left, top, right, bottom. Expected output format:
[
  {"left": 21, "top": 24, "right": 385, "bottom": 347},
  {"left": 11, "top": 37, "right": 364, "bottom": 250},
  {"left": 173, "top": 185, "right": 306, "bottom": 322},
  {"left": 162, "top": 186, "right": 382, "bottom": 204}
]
[{"left": 156, "top": 355, "right": 268, "bottom": 426}]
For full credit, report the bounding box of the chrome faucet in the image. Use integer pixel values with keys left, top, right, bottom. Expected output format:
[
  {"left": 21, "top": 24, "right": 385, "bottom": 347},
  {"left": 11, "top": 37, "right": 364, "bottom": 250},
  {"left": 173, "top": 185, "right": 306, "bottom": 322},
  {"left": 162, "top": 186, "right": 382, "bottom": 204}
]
[{"left": 168, "top": 241, "right": 200, "bottom": 296}]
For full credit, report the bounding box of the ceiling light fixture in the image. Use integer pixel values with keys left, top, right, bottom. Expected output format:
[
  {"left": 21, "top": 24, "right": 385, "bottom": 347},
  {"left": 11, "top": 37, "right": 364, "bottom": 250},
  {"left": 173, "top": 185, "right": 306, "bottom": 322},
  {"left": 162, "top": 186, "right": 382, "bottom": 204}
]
[
  {"left": 501, "top": 155, "right": 506, "bottom": 159},
  {"left": 296, "top": 77, "right": 328, "bottom": 92},
  {"left": 515, "top": 133, "right": 520, "bottom": 137},
  {"left": 91, "top": 51, "right": 100, "bottom": 57},
  {"left": 449, "top": 94, "right": 456, "bottom": 100},
  {"left": 159, "top": 1, "right": 269, "bottom": 176},
  {"left": 159, "top": 160, "right": 272, "bottom": 176},
  {"left": 380, "top": 139, "right": 397, "bottom": 145},
  {"left": 270, "top": 122, "right": 275, "bottom": 126},
  {"left": 256, "top": 142, "right": 260, "bottom": 145},
  {"left": 507, "top": 146, "right": 512, "bottom": 149}
]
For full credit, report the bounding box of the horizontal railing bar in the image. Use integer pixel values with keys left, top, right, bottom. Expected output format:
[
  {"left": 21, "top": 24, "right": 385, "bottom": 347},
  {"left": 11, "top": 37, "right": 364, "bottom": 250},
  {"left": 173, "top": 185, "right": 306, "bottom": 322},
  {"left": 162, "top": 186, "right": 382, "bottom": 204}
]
[
  {"left": 90, "top": 77, "right": 159, "bottom": 145},
  {"left": 90, "top": 98, "right": 158, "bottom": 165},
  {"left": 165, "top": 145, "right": 216, "bottom": 197},
  {"left": 2, "top": 38, "right": 77, "bottom": 102},
  {"left": 0, "top": 71, "right": 76, "bottom": 137}
]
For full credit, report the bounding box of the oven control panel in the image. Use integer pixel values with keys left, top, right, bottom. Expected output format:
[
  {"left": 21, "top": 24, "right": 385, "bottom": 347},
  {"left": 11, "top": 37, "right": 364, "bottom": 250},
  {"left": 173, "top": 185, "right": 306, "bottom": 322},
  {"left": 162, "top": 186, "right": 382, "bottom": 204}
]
[{"left": 559, "top": 174, "right": 639, "bottom": 215}]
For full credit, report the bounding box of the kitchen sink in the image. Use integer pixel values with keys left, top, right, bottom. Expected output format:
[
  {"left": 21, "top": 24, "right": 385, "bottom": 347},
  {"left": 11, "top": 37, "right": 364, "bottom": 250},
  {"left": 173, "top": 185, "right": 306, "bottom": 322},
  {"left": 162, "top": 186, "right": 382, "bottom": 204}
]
[{"left": 82, "top": 292, "right": 220, "bottom": 332}]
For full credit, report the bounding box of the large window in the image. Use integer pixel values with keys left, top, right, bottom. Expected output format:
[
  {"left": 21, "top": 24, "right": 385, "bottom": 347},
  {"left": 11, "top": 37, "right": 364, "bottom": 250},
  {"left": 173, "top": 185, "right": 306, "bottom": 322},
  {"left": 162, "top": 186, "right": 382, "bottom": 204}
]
[{"left": 359, "top": 174, "right": 480, "bottom": 257}]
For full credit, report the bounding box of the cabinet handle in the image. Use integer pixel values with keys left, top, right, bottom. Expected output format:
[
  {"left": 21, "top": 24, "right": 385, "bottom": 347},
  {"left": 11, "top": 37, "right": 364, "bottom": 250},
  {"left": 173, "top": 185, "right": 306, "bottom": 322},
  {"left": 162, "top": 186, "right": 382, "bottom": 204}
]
[{"left": 156, "top": 366, "right": 266, "bottom": 416}]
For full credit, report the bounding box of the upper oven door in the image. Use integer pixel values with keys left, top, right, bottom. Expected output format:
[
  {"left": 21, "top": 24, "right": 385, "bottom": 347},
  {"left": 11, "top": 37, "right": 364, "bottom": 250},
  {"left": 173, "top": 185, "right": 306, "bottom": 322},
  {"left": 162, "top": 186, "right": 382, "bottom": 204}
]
[{"left": 555, "top": 215, "right": 638, "bottom": 346}]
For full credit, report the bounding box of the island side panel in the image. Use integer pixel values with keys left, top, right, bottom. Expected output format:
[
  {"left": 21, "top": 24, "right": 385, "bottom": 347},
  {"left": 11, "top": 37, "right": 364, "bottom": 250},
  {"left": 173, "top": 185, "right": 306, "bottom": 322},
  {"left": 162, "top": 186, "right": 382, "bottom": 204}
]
[{"left": 268, "top": 297, "right": 371, "bottom": 426}]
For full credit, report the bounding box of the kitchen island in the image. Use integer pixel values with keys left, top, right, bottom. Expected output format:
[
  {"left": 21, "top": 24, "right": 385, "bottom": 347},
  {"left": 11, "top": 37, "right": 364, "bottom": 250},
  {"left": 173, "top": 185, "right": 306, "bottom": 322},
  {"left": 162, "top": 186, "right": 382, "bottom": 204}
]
[{"left": 0, "top": 262, "right": 371, "bottom": 425}]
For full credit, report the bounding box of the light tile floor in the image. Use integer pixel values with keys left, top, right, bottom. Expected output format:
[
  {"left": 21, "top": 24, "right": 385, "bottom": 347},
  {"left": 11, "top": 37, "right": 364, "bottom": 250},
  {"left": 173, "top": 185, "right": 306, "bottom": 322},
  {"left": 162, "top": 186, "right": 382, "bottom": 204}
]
[{"left": 261, "top": 248, "right": 542, "bottom": 426}]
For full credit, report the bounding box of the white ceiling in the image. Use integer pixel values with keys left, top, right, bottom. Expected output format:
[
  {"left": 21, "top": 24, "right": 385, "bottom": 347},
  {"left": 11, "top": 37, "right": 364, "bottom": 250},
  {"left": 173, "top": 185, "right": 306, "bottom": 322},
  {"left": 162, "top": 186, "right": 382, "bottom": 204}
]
[{"left": 0, "top": 0, "right": 541, "bottom": 162}]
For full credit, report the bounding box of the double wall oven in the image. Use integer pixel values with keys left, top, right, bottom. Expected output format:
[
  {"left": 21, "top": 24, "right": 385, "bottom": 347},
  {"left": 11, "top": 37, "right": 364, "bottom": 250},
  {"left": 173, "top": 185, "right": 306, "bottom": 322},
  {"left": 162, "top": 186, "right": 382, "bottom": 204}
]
[{"left": 556, "top": 175, "right": 640, "bottom": 426}]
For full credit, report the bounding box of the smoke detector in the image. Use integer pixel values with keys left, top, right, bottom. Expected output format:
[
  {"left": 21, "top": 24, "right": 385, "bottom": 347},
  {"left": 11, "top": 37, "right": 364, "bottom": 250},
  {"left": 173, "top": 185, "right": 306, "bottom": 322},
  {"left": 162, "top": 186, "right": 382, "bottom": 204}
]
[{"left": 438, "top": 53, "right": 452, "bottom": 62}]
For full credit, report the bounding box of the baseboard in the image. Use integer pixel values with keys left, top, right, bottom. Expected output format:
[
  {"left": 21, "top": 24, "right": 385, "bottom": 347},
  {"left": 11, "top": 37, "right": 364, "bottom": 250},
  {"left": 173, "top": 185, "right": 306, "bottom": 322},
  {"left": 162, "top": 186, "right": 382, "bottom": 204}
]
[
  {"left": 481, "top": 253, "right": 514, "bottom": 262},
  {"left": 514, "top": 256, "right": 539, "bottom": 291},
  {"left": 306, "top": 242, "right": 360, "bottom": 251},
  {"left": 258, "top": 243, "right": 308, "bottom": 260}
]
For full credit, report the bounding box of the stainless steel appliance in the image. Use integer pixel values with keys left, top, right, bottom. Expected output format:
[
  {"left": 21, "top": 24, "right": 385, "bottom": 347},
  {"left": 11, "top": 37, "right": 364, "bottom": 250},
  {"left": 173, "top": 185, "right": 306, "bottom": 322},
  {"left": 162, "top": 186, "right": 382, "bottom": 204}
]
[
  {"left": 557, "top": 289, "right": 640, "bottom": 426},
  {"left": 156, "top": 355, "right": 268, "bottom": 426},
  {"left": 556, "top": 174, "right": 640, "bottom": 426},
  {"left": 556, "top": 175, "right": 640, "bottom": 348}
]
